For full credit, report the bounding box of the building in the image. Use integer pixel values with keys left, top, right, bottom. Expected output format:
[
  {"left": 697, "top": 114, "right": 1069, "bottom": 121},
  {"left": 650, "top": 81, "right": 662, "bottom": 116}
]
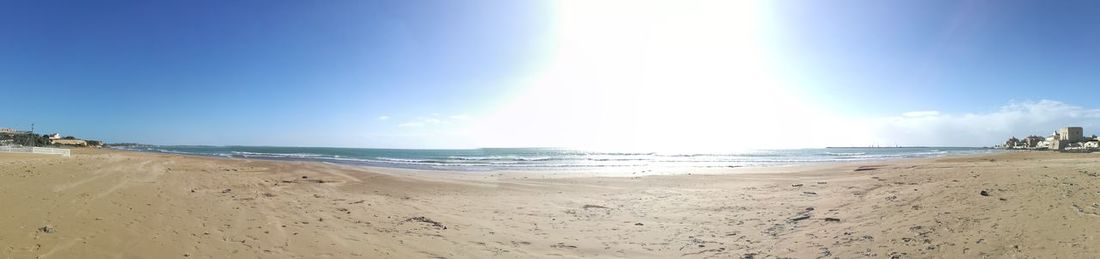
[
  {"left": 1005, "top": 128, "right": 1088, "bottom": 151},
  {"left": 0, "top": 128, "right": 14, "bottom": 134},
  {"left": 50, "top": 139, "right": 87, "bottom": 146},
  {"left": 1059, "top": 127, "right": 1084, "bottom": 142},
  {"left": 48, "top": 133, "right": 61, "bottom": 140},
  {"left": 1047, "top": 132, "right": 1060, "bottom": 150},
  {"left": 1045, "top": 127, "right": 1086, "bottom": 150},
  {"left": 1085, "top": 140, "right": 1100, "bottom": 149},
  {"left": 1006, "top": 135, "right": 1048, "bottom": 149}
]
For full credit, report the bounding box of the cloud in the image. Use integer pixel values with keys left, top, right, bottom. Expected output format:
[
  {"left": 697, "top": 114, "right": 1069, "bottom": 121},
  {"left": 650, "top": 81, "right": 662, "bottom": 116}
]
[
  {"left": 861, "top": 100, "right": 1100, "bottom": 147},
  {"left": 376, "top": 115, "right": 390, "bottom": 120},
  {"left": 396, "top": 114, "right": 475, "bottom": 129},
  {"left": 396, "top": 122, "right": 419, "bottom": 128},
  {"left": 397, "top": 117, "right": 446, "bottom": 128},
  {"left": 901, "top": 111, "right": 940, "bottom": 117},
  {"left": 375, "top": 100, "right": 1100, "bottom": 149}
]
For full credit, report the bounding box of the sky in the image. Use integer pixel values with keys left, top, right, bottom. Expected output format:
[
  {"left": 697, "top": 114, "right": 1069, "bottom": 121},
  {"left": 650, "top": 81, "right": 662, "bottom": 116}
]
[{"left": 3, "top": 0, "right": 1100, "bottom": 150}]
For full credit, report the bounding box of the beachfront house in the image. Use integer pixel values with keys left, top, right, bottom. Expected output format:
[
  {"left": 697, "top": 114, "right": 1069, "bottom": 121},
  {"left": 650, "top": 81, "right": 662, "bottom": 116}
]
[
  {"left": 1050, "top": 139, "right": 1065, "bottom": 150},
  {"left": 1023, "top": 136, "right": 1045, "bottom": 148},
  {"left": 1045, "top": 132, "right": 1059, "bottom": 150},
  {"left": 1006, "top": 127, "right": 1094, "bottom": 151},
  {"left": 1084, "top": 140, "right": 1100, "bottom": 150}
]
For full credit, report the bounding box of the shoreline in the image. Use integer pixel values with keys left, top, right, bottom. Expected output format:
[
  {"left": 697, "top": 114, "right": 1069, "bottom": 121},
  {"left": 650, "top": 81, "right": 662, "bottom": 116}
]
[
  {"left": 3, "top": 148, "right": 1098, "bottom": 258},
  {"left": 106, "top": 146, "right": 1002, "bottom": 176}
]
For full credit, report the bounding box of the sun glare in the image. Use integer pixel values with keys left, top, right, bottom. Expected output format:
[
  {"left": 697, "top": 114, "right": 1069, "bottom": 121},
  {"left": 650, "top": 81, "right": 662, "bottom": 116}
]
[{"left": 469, "top": 0, "right": 850, "bottom": 151}]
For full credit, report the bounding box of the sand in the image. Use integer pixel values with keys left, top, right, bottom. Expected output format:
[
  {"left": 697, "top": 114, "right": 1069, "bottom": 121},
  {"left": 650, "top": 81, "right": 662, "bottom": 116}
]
[{"left": 2, "top": 149, "right": 1100, "bottom": 258}]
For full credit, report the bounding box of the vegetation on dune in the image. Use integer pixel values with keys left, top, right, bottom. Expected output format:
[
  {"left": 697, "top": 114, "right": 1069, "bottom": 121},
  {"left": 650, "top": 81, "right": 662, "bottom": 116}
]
[
  {"left": 0, "top": 133, "right": 50, "bottom": 146},
  {"left": 0, "top": 133, "right": 102, "bottom": 147}
]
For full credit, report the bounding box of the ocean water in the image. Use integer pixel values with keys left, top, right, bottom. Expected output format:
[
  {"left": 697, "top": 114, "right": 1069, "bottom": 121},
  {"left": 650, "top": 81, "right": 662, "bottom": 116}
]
[{"left": 113, "top": 146, "right": 996, "bottom": 171}]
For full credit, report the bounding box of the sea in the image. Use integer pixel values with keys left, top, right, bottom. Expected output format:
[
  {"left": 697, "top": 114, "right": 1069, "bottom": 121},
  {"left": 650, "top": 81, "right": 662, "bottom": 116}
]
[{"left": 113, "top": 146, "right": 997, "bottom": 171}]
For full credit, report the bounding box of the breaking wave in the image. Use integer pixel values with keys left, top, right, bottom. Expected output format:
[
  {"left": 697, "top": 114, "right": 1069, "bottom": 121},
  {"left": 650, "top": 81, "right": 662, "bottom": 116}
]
[{"left": 113, "top": 146, "right": 995, "bottom": 171}]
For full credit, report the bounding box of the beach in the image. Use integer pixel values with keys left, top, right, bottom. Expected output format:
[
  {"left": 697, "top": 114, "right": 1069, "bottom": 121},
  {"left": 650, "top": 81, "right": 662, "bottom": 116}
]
[{"left": 2, "top": 149, "right": 1099, "bottom": 258}]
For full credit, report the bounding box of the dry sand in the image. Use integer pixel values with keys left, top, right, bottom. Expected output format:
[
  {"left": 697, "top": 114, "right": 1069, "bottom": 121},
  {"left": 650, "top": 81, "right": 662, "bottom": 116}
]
[{"left": 2, "top": 149, "right": 1100, "bottom": 258}]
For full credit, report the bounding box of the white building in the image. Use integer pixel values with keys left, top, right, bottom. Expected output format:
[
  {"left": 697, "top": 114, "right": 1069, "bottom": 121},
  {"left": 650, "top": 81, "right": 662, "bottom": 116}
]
[
  {"left": 50, "top": 139, "right": 87, "bottom": 146},
  {"left": 1084, "top": 140, "right": 1100, "bottom": 149}
]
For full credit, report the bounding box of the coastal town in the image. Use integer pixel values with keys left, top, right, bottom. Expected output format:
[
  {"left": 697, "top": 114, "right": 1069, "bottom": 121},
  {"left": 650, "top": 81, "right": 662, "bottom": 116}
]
[
  {"left": 0, "top": 127, "right": 103, "bottom": 148},
  {"left": 1000, "top": 126, "right": 1100, "bottom": 152}
]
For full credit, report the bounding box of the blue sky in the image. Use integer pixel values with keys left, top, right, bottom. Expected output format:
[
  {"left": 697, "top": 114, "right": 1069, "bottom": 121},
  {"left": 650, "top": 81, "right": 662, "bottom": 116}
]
[
  {"left": 2, "top": 0, "right": 1100, "bottom": 149},
  {"left": 766, "top": 0, "right": 1100, "bottom": 115}
]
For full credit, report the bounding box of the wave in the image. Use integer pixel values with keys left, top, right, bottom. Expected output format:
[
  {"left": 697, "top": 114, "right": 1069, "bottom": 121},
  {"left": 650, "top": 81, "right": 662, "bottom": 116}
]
[
  {"left": 374, "top": 157, "right": 437, "bottom": 163},
  {"left": 445, "top": 155, "right": 556, "bottom": 161},
  {"left": 230, "top": 151, "right": 327, "bottom": 158},
  {"left": 116, "top": 146, "right": 994, "bottom": 171}
]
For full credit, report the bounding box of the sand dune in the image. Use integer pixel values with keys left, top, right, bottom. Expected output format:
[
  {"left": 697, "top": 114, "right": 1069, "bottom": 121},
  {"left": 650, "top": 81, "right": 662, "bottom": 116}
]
[{"left": 2, "top": 149, "right": 1099, "bottom": 258}]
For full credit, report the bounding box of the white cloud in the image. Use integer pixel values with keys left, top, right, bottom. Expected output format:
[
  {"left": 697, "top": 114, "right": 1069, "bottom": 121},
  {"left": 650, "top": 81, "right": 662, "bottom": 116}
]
[
  {"left": 901, "top": 111, "right": 940, "bottom": 117},
  {"left": 396, "top": 117, "right": 449, "bottom": 128},
  {"left": 397, "top": 122, "right": 422, "bottom": 128},
  {"left": 376, "top": 115, "right": 390, "bottom": 120},
  {"left": 369, "top": 100, "right": 1100, "bottom": 149},
  {"left": 860, "top": 100, "right": 1100, "bottom": 147}
]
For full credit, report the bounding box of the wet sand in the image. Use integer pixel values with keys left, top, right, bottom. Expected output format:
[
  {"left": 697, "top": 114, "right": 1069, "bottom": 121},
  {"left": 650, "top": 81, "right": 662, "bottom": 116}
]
[{"left": 1, "top": 149, "right": 1098, "bottom": 258}]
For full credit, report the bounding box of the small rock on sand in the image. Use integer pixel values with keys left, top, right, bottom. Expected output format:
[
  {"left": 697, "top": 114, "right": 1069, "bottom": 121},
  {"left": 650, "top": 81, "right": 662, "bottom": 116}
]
[
  {"left": 788, "top": 211, "right": 812, "bottom": 221},
  {"left": 406, "top": 216, "right": 447, "bottom": 230},
  {"left": 980, "top": 190, "right": 990, "bottom": 196},
  {"left": 854, "top": 166, "right": 878, "bottom": 171},
  {"left": 551, "top": 243, "right": 578, "bottom": 249}
]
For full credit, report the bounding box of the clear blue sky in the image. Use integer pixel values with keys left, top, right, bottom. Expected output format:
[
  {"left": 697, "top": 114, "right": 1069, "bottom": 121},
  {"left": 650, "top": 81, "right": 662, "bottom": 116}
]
[{"left": 3, "top": 1, "right": 1100, "bottom": 149}]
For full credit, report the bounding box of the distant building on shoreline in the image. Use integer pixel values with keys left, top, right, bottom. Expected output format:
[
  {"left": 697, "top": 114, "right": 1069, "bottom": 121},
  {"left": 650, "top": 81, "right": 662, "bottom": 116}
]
[
  {"left": 49, "top": 139, "right": 88, "bottom": 146},
  {"left": 1060, "top": 127, "right": 1084, "bottom": 142},
  {"left": 1002, "top": 135, "right": 1048, "bottom": 150},
  {"left": 1002, "top": 127, "right": 1095, "bottom": 152},
  {"left": 1, "top": 127, "right": 103, "bottom": 148},
  {"left": 1023, "top": 135, "right": 1044, "bottom": 147},
  {"left": 1004, "top": 137, "right": 1019, "bottom": 148}
]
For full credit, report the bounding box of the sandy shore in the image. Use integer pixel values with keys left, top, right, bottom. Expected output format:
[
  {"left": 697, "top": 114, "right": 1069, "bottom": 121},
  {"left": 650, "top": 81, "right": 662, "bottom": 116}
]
[{"left": 2, "top": 149, "right": 1100, "bottom": 258}]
